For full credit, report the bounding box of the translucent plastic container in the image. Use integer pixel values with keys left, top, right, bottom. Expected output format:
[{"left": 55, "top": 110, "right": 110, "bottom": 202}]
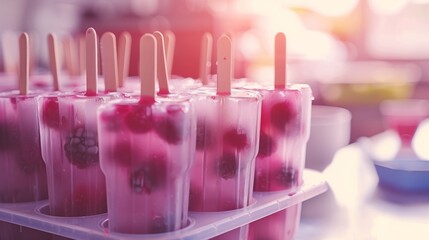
[
  {"left": 38, "top": 92, "right": 121, "bottom": 217},
  {"left": 0, "top": 169, "right": 327, "bottom": 240},
  {"left": 97, "top": 97, "right": 196, "bottom": 234}
]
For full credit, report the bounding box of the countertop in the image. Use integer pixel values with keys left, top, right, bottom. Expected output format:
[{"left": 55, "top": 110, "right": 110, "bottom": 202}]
[{"left": 297, "top": 140, "right": 429, "bottom": 240}]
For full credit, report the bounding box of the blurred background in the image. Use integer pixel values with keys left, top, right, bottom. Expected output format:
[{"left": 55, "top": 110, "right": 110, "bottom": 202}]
[{"left": 1, "top": 0, "right": 429, "bottom": 141}]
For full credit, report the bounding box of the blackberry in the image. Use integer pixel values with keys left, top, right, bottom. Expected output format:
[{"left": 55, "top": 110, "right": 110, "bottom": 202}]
[
  {"left": 0, "top": 121, "right": 19, "bottom": 150},
  {"left": 129, "top": 155, "right": 167, "bottom": 194},
  {"left": 217, "top": 152, "right": 238, "bottom": 180},
  {"left": 275, "top": 166, "right": 299, "bottom": 188},
  {"left": 64, "top": 126, "right": 99, "bottom": 168}
]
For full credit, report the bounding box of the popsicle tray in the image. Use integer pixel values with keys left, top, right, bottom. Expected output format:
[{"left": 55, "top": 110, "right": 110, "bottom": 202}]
[{"left": 0, "top": 169, "right": 327, "bottom": 240}]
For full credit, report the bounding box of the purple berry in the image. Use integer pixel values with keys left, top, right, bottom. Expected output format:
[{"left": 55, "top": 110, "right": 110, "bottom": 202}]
[
  {"left": 223, "top": 128, "right": 248, "bottom": 150},
  {"left": 275, "top": 166, "right": 299, "bottom": 188},
  {"left": 270, "top": 101, "right": 297, "bottom": 131},
  {"left": 111, "top": 141, "right": 133, "bottom": 167},
  {"left": 0, "top": 121, "right": 19, "bottom": 150},
  {"left": 257, "top": 132, "right": 277, "bottom": 157},
  {"left": 217, "top": 152, "right": 238, "bottom": 179},
  {"left": 154, "top": 116, "right": 183, "bottom": 144},
  {"left": 129, "top": 155, "right": 167, "bottom": 194},
  {"left": 125, "top": 104, "right": 154, "bottom": 133},
  {"left": 64, "top": 126, "right": 99, "bottom": 168}
]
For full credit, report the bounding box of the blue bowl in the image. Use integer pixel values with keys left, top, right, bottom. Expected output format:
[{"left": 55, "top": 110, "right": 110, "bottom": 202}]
[{"left": 374, "top": 160, "right": 429, "bottom": 192}]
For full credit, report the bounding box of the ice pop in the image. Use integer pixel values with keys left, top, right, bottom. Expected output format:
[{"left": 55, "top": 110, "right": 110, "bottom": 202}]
[
  {"left": 188, "top": 35, "right": 261, "bottom": 240},
  {"left": 0, "top": 32, "right": 50, "bottom": 240},
  {"left": 38, "top": 28, "right": 120, "bottom": 217},
  {"left": 247, "top": 32, "right": 312, "bottom": 240},
  {"left": 97, "top": 33, "right": 196, "bottom": 234}
]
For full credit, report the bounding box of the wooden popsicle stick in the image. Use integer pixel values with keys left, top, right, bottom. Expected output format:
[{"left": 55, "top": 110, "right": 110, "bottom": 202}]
[
  {"left": 1, "top": 31, "right": 17, "bottom": 74},
  {"left": 117, "top": 31, "right": 131, "bottom": 88},
  {"left": 62, "top": 35, "right": 72, "bottom": 75},
  {"left": 140, "top": 34, "right": 157, "bottom": 101},
  {"left": 101, "top": 32, "right": 118, "bottom": 92},
  {"left": 199, "top": 32, "right": 212, "bottom": 85},
  {"left": 274, "top": 32, "right": 286, "bottom": 89},
  {"left": 153, "top": 31, "right": 169, "bottom": 95},
  {"left": 18, "top": 33, "right": 29, "bottom": 95},
  {"left": 85, "top": 28, "right": 98, "bottom": 96},
  {"left": 216, "top": 34, "right": 232, "bottom": 96},
  {"left": 164, "top": 30, "right": 175, "bottom": 78},
  {"left": 79, "top": 35, "right": 86, "bottom": 75},
  {"left": 47, "top": 33, "right": 60, "bottom": 91}
]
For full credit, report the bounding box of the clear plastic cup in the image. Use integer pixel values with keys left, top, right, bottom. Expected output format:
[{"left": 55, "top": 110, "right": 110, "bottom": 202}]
[
  {"left": 97, "top": 97, "right": 196, "bottom": 234},
  {"left": 38, "top": 92, "right": 119, "bottom": 217}
]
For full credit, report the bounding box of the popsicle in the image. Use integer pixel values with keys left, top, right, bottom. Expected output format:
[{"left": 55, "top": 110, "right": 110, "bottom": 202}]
[
  {"left": 188, "top": 35, "right": 261, "bottom": 240},
  {"left": 97, "top": 33, "right": 196, "bottom": 234},
  {"left": 247, "top": 32, "right": 312, "bottom": 240},
  {"left": 38, "top": 28, "right": 119, "bottom": 217},
  {"left": 0, "top": 32, "right": 50, "bottom": 239}
]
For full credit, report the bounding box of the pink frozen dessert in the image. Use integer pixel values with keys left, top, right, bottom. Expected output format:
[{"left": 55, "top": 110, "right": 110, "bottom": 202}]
[{"left": 97, "top": 33, "right": 196, "bottom": 234}]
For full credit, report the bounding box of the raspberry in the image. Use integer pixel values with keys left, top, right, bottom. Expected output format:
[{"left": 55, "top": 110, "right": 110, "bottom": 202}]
[
  {"left": 125, "top": 104, "right": 154, "bottom": 133},
  {"left": 100, "top": 104, "right": 130, "bottom": 131},
  {"left": 216, "top": 152, "right": 238, "bottom": 180},
  {"left": 111, "top": 141, "right": 133, "bottom": 167},
  {"left": 64, "top": 126, "right": 99, "bottom": 168},
  {"left": 129, "top": 155, "right": 167, "bottom": 194},
  {"left": 270, "top": 101, "right": 297, "bottom": 131},
  {"left": 154, "top": 117, "right": 183, "bottom": 144},
  {"left": 223, "top": 127, "right": 248, "bottom": 150},
  {"left": 257, "top": 132, "right": 277, "bottom": 157},
  {"left": 42, "top": 98, "right": 60, "bottom": 129}
]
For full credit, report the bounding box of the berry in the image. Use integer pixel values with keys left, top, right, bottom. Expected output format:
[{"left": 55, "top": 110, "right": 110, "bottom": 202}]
[
  {"left": 154, "top": 116, "right": 183, "bottom": 144},
  {"left": 0, "top": 121, "right": 19, "bottom": 150},
  {"left": 129, "top": 155, "right": 167, "bottom": 194},
  {"left": 196, "top": 120, "right": 212, "bottom": 150},
  {"left": 64, "top": 126, "right": 99, "bottom": 168},
  {"left": 275, "top": 166, "right": 299, "bottom": 188},
  {"left": 17, "top": 143, "right": 45, "bottom": 173},
  {"left": 216, "top": 152, "right": 238, "bottom": 179},
  {"left": 150, "top": 215, "right": 168, "bottom": 233},
  {"left": 257, "top": 132, "right": 277, "bottom": 157},
  {"left": 125, "top": 104, "right": 154, "bottom": 133},
  {"left": 223, "top": 127, "right": 248, "bottom": 150},
  {"left": 101, "top": 104, "right": 130, "bottom": 131},
  {"left": 111, "top": 141, "right": 133, "bottom": 167},
  {"left": 42, "top": 98, "right": 60, "bottom": 129},
  {"left": 270, "top": 101, "right": 297, "bottom": 131}
]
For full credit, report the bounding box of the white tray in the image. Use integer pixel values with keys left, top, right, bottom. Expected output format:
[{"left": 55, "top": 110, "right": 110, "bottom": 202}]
[{"left": 0, "top": 169, "right": 327, "bottom": 240}]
